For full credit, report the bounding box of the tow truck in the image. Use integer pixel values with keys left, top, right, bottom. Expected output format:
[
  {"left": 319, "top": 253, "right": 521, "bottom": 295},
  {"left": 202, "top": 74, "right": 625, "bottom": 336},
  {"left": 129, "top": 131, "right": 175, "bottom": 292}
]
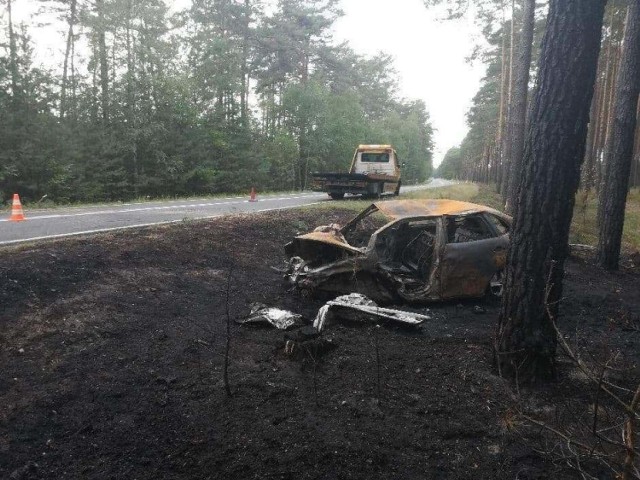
[{"left": 310, "top": 145, "right": 402, "bottom": 199}]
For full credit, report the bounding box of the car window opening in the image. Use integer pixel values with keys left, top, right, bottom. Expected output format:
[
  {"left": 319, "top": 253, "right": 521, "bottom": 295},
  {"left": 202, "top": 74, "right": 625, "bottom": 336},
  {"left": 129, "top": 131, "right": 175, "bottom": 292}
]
[
  {"left": 447, "top": 215, "right": 494, "bottom": 243},
  {"left": 485, "top": 213, "right": 510, "bottom": 235},
  {"left": 378, "top": 219, "right": 437, "bottom": 276},
  {"left": 343, "top": 212, "right": 388, "bottom": 248}
]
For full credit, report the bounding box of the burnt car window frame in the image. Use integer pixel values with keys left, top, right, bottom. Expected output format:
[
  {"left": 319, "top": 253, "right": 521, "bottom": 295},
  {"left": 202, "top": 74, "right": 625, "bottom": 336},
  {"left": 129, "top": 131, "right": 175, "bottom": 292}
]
[
  {"left": 372, "top": 216, "right": 443, "bottom": 278},
  {"left": 444, "top": 213, "right": 497, "bottom": 244},
  {"left": 483, "top": 212, "right": 510, "bottom": 236}
]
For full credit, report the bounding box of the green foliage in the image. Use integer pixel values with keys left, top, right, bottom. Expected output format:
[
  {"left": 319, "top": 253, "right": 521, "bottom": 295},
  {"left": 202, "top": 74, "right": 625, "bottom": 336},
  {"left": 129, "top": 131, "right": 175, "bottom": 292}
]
[
  {"left": 368, "top": 101, "right": 434, "bottom": 183},
  {"left": 0, "top": 0, "right": 433, "bottom": 203},
  {"left": 436, "top": 146, "right": 463, "bottom": 179}
]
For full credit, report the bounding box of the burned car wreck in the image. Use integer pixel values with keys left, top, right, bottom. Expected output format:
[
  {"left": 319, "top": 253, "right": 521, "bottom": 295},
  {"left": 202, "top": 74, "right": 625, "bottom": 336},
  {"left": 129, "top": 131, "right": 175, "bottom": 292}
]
[{"left": 284, "top": 199, "right": 511, "bottom": 303}]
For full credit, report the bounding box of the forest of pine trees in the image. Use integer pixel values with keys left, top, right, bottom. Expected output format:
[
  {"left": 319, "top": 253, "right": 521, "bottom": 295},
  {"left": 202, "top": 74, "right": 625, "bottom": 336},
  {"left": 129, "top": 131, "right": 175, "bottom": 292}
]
[
  {"left": 437, "top": 1, "right": 640, "bottom": 195},
  {"left": 432, "top": 0, "right": 639, "bottom": 377},
  {"left": 0, "top": 0, "right": 434, "bottom": 204}
]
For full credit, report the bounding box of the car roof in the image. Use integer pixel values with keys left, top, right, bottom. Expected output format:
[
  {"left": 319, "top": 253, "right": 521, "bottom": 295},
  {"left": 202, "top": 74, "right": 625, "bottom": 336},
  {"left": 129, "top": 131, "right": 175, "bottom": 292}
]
[{"left": 373, "top": 199, "right": 509, "bottom": 220}]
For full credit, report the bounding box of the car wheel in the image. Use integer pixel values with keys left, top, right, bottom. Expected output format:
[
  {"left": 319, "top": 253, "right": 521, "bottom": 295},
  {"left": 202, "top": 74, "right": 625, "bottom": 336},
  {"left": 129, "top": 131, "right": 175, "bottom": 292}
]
[
  {"left": 488, "top": 270, "right": 505, "bottom": 298},
  {"left": 394, "top": 181, "right": 401, "bottom": 196},
  {"left": 329, "top": 192, "right": 345, "bottom": 200}
]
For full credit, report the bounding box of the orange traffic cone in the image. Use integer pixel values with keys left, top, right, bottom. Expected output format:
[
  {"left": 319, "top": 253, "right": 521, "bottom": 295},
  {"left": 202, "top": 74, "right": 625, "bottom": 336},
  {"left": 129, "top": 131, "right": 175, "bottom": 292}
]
[
  {"left": 9, "top": 193, "right": 26, "bottom": 222},
  {"left": 249, "top": 187, "right": 257, "bottom": 202}
]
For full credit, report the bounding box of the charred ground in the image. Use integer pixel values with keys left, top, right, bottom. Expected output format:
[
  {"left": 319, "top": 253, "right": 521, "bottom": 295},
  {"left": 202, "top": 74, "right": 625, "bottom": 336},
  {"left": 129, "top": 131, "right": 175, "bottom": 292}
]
[{"left": 1, "top": 207, "right": 639, "bottom": 479}]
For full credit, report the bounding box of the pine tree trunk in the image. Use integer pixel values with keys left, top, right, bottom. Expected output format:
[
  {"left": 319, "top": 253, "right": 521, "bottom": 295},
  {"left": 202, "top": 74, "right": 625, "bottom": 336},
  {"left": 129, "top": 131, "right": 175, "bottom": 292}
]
[
  {"left": 592, "top": 63, "right": 608, "bottom": 191},
  {"left": 125, "top": 0, "right": 138, "bottom": 195},
  {"left": 96, "top": 0, "right": 109, "bottom": 123},
  {"left": 60, "top": 0, "right": 77, "bottom": 120},
  {"left": 91, "top": 40, "right": 99, "bottom": 122},
  {"left": 594, "top": 12, "right": 617, "bottom": 192},
  {"left": 496, "top": 8, "right": 510, "bottom": 189},
  {"left": 596, "top": 3, "right": 640, "bottom": 270},
  {"left": 598, "top": 44, "right": 622, "bottom": 194},
  {"left": 632, "top": 99, "right": 640, "bottom": 187},
  {"left": 501, "top": 0, "right": 517, "bottom": 198},
  {"left": 240, "top": 0, "right": 250, "bottom": 125},
  {"left": 70, "top": 21, "right": 76, "bottom": 118},
  {"left": 7, "top": 0, "right": 20, "bottom": 103},
  {"left": 496, "top": 0, "right": 605, "bottom": 381},
  {"left": 582, "top": 72, "right": 602, "bottom": 192},
  {"left": 505, "top": 0, "right": 536, "bottom": 214}
]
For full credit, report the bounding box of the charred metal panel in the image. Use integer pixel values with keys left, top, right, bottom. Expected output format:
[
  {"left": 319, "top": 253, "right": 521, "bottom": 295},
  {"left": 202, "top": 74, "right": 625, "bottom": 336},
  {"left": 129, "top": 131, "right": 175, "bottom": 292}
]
[
  {"left": 439, "top": 237, "right": 508, "bottom": 299},
  {"left": 284, "top": 199, "right": 513, "bottom": 303},
  {"left": 313, "top": 293, "right": 429, "bottom": 331},
  {"left": 373, "top": 199, "right": 506, "bottom": 220}
]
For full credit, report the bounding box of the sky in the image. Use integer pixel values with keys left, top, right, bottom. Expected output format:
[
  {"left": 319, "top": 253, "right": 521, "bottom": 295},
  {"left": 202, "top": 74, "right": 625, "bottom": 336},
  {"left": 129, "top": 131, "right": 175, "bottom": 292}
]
[
  {"left": 11, "top": 0, "right": 485, "bottom": 167},
  {"left": 332, "top": 0, "right": 485, "bottom": 166}
]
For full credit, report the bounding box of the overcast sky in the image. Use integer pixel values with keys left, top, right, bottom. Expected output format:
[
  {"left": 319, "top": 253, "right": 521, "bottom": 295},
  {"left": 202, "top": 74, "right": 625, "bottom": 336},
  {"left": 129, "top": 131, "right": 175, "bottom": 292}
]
[
  {"left": 333, "top": 0, "right": 485, "bottom": 166},
  {"left": 12, "top": 0, "right": 485, "bottom": 166}
]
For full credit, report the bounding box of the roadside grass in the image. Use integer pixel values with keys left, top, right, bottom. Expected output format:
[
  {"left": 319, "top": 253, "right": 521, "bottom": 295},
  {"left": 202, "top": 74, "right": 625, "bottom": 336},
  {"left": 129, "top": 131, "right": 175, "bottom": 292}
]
[
  {"left": 310, "top": 182, "right": 494, "bottom": 214},
  {"left": 572, "top": 188, "right": 640, "bottom": 251},
  {"left": 312, "top": 183, "right": 640, "bottom": 252}
]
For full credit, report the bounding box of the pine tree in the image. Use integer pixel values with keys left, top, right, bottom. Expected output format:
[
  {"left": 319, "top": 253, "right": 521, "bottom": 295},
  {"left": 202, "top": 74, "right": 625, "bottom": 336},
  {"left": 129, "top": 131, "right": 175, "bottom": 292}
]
[{"left": 496, "top": 0, "right": 606, "bottom": 381}]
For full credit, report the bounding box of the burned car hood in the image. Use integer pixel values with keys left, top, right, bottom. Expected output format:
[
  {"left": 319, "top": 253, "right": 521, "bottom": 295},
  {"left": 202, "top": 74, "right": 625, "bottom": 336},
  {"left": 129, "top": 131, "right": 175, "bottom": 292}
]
[
  {"left": 293, "top": 231, "right": 364, "bottom": 254},
  {"left": 284, "top": 229, "right": 365, "bottom": 260}
]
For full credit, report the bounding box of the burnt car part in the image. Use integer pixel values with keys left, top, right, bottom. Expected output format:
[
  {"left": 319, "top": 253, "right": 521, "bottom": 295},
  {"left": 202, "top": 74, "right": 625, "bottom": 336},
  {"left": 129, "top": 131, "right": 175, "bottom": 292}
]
[
  {"left": 284, "top": 199, "right": 513, "bottom": 303},
  {"left": 237, "top": 303, "right": 302, "bottom": 330},
  {"left": 313, "top": 293, "right": 429, "bottom": 332}
]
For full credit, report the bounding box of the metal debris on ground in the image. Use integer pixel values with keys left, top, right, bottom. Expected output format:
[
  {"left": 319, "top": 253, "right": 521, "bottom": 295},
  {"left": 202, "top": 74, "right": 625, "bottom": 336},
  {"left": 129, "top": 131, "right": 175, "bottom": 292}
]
[
  {"left": 313, "top": 293, "right": 429, "bottom": 332},
  {"left": 237, "top": 303, "right": 302, "bottom": 330}
]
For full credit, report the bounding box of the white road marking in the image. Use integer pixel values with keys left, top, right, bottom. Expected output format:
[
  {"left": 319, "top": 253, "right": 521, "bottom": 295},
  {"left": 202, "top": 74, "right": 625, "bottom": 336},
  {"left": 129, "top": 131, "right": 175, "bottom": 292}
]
[
  {"left": 0, "top": 193, "right": 325, "bottom": 222},
  {"left": 0, "top": 182, "right": 454, "bottom": 244},
  {"left": 0, "top": 201, "right": 323, "bottom": 245}
]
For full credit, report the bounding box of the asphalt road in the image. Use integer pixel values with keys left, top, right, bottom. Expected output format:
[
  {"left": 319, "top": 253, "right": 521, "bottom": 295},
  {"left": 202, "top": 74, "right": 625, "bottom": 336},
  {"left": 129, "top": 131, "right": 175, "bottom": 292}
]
[{"left": 0, "top": 179, "right": 454, "bottom": 245}]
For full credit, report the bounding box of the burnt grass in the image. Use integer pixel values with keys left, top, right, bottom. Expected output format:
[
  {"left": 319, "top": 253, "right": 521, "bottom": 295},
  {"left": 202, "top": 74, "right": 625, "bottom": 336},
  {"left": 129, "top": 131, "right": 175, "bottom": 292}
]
[{"left": 1, "top": 208, "right": 639, "bottom": 479}]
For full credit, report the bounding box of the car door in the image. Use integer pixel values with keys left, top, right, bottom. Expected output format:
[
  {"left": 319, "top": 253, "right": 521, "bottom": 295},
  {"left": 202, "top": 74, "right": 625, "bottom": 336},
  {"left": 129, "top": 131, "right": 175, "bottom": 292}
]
[{"left": 439, "top": 213, "right": 509, "bottom": 299}]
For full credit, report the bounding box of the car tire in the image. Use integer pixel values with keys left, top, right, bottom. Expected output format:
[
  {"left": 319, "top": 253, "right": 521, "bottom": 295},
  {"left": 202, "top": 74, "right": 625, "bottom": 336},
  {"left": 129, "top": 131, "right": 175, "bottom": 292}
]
[
  {"left": 329, "top": 192, "right": 345, "bottom": 200},
  {"left": 394, "top": 181, "right": 401, "bottom": 196}
]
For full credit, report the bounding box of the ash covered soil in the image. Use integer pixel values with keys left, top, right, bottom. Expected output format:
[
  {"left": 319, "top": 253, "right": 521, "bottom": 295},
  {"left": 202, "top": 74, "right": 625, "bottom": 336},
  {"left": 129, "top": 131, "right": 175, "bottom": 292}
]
[{"left": 1, "top": 208, "right": 639, "bottom": 480}]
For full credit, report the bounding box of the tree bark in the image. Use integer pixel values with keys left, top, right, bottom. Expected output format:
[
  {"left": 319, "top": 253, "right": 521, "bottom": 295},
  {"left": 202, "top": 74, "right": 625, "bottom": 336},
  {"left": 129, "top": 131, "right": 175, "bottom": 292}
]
[
  {"left": 505, "top": 0, "right": 536, "bottom": 214},
  {"left": 581, "top": 68, "right": 602, "bottom": 192},
  {"left": 96, "top": 0, "right": 109, "bottom": 123},
  {"left": 501, "top": 0, "right": 517, "bottom": 198},
  {"left": 596, "top": 3, "right": 640, "bottom": 270},
  {"left": 240, "top": 0, "right": 250, "bottom": 125},
  {"left": 632, "top": 99, "right": 640, "bottom": 187},
  {"left": 496, "top": 3, "right": 510, "bottom": 188},
  {"left": 592, "top": 10, "right": 617, "bottom": 193},
  {"left": 597, "top": 43, "right": 622, "bottom": 193},
  {"left": 125, "top": 0, "right": 138, "bottom": 195},
  {"left": 497, "top": 0, "right": 605, "bottom": 381},
  {"left": 60, "top": 0, "right": 77, "bottom": 120},
  {"left": 7, "top": 0, "right": 20, "bottom": 103}
]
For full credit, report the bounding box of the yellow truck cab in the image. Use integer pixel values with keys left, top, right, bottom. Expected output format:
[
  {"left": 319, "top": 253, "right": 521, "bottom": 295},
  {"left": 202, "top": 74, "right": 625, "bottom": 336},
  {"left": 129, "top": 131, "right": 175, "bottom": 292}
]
[{"left": 311, "top": 145, "right": 402, "bottom": 200}]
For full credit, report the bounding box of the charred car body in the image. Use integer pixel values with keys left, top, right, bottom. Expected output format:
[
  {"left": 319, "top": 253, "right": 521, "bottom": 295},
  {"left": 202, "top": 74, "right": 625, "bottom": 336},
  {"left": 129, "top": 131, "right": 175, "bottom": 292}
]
[{"left": 284, "top": 199, "right": 511, "bottom": 303}]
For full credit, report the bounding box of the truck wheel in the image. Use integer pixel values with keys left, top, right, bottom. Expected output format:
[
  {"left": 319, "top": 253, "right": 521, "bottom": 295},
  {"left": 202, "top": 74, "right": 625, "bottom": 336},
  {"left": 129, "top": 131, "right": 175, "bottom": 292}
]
[
  {"left": 363, "top": 183, "right": 382, "bottom": 199},
  {"left": 329, "top": 192, "right": 345, "bottom": 200},
  {"left": 394, "top": 181, "right": 401, "bottom": 196}
]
